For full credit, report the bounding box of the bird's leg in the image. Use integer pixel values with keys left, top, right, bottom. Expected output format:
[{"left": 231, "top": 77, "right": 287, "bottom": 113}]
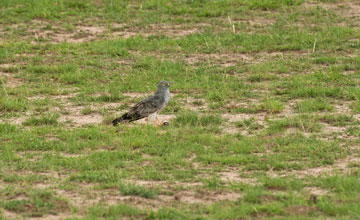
[
  {"left": 156, "top": 116, "right": 162, "bottom": 126},
  {"left": 148, "top": 114, "right": 157, "bottom": 127},
  {"left": 152, "top": 119, "right": 159, "bottom": 127}
]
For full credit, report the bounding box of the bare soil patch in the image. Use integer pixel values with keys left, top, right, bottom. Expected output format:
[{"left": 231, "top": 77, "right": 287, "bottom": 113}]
[
  {"left": 222, "top": 111, "right": 267, "bottom": 135},
  {"left": 233, "top": 17, "right": 275, "bottom": 27},
  {"left": 303, "top": 1, "right": 360, "bottom": 26},
  {"left": 126, "top": 178, "right": 240, "bottom": 205},
  {"left": 181, "top": 97, "right": 208, "bottom": 111},
  {"left": 27, "top": 93, "right": 78, "bottom": 101},
  {"left": 219, "top": 169, "right": 257, "bottom": 185},
  {"left": 176, "top": 190, "right": 240, "bottom": 204},
  {"left": 56, "top": 189, "right": 101, "bottom": 209},
  {"left": 111, "top": 23, "right": 209, "bottom": 39},
  {"left": 59, "top": 112, "right": 103, "bottom": 127},
  {"left": 2, "top": 209, "right": 19, "bottom": 220},
  {"left": 34, "top": 25, "right": 106, "bottom": 43},
  {"left": 185, "top": 53, "right": 253, "bottom": 67},
  {"left": 271, "top": 156, "right": 360, "bottom": 179},
  {"left": 123, "top": 92, "right": 150, "bottom": 98},
  {"left": 56, "top": 183, "right": 239, "bottom": 212},
  {"left": 147, "top": 24, "right": 206, "bottom": 38},
  {"left": 0, "top": 115, "right": 28, "bottom": 125},
  {"left": 184, "top": 50, "right": 309, "bottom": 67},
  {"left": 285, "top": 205, "right": 318, "bottom": 215},
  {"left": 321, "top": 123, "right": 347, "bottom": 134},
  {"left": 0, "top": 70, "right": 23, "bottom": 89},
  {"left": 321, "top": 1, "right": 360, "bottom": 19},
  {"left": 27, "top": 214, "right": 81, "bottom": 220},
  {"left": 7, "top": 20, "right": 107, "bottom": 44},
  {"left": 222, "top": 112, "right": 267, "bottom": 125},
  {"left": 333, "top": 101, "right": 353, "bottom": 115},
  {"left": 304, "top": 187, "right": 329, "bottom": 196},
  {"left": 27, "top": 93, "right": 107, "bottom": 127}
]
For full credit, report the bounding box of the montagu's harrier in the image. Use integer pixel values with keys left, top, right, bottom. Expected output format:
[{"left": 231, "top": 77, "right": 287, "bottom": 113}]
[{"left": 112, "top": 81, "right": 170, "bottom": 126}]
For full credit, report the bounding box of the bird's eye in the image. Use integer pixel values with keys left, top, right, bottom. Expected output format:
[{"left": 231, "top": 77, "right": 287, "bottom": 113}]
[{"left": 162, "top": 82, "right": 166, "bottom": 86}]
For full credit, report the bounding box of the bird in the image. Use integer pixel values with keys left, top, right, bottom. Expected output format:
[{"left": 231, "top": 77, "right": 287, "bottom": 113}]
[{"left": 112, "top": 80, "right": 170, "bottom": 126}]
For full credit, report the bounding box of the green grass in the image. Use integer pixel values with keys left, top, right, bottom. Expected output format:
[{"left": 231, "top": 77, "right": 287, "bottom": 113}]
[
  {"left": 118, "top": 183, "right": 157, "bottom": 199},
  {"left": 174, "top": 111, "right": 223, "bottom": 127},
  {"left": 22, "top": 114, "right": 59, "bottom": 126},
  {"left": 1, "top": 189, "right": 70, "bottom": 217},
  {"left": 0, "top": 0, "right": 360, "bottom": 219},
  {"left": 295, "top": 98, "right": 334, "bottom": 113}
]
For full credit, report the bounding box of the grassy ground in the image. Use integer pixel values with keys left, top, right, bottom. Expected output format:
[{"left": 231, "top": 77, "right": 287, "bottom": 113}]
[{"left": 0, "top": 0, "right": 360, "bottom": 219}]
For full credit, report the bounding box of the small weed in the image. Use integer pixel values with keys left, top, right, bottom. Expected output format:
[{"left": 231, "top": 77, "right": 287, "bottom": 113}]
[
  {"left": 3, "top": 189, "right": 69, "bottom": 217},
  {"left": 260, "top": 98, "right": 284, "bottom": 114},
  {"left": 267, "top": 115, "right": 322, "bottom": 134},
  {"left": 246, "top": 0, "right": 302, "bottom": 10},
  {"left": 0, "top": 97, "right": 28, "bottom": 112},
  {"left": 174, "top": 111, "right": 222, "bottom": 126},
  {"left": 118, "top": 183, "right": 157, "bottom": 199},
  {"left": 203, "top": 177, "right": 224, "bottom": 189},
  {"left": 236, "top": 117, "right": 263, "bottom": 132},
  {"left": 23, "top": 114, "right": 59, "bottom": 126},
  {"left": 263, "top": 177, "right": 304, "bottom": 191},
  {"left": 295, "top": 98, "right": 333, "bottom": 113},
  {"left": 80, "top": 106, "right": 93, "bottom": 115},
  {"left": 350, "top": 100, "right": 360, "bottom": 114},
  {"left": 316, "top": 114, "right": 354, "bottom": 126},
  {"left": 68, "top": 170, "right": 122, "bottom": 183},
  {"left": 87, "top": 204, "right": 143, "bottom": 219}
]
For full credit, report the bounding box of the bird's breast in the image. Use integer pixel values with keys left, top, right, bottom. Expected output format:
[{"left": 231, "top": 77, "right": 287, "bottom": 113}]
[{"left": 164, "top": 90, "right": 170, "bottom": 104}]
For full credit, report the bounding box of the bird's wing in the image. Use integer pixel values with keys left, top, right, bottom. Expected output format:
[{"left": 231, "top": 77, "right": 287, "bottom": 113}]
[{"left": 128, "top": 94, "right": 165, "bottom": 117}]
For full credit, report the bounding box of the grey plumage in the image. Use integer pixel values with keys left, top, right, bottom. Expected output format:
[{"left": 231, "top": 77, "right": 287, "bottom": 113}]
[{"left": 112, "top": 81, "right": 170, "bottom": 126}]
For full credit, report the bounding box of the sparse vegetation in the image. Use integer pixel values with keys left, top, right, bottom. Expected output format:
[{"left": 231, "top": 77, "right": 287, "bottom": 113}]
[{"left": 0, "top": 0, "right": 360, "bottom": 219}]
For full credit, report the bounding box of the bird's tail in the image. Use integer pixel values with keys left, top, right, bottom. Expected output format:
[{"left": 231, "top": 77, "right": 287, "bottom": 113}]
[
  {"left": 112, "top": 113, "right": 131, "bottom": 126},
  {"left": 112, "top": 112, "right": 145, "bottom": 126}
]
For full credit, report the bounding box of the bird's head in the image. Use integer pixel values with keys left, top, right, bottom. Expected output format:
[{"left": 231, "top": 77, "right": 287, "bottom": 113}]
[{"left": 158, "top": 80, "right": 170, "bottom": 89}]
